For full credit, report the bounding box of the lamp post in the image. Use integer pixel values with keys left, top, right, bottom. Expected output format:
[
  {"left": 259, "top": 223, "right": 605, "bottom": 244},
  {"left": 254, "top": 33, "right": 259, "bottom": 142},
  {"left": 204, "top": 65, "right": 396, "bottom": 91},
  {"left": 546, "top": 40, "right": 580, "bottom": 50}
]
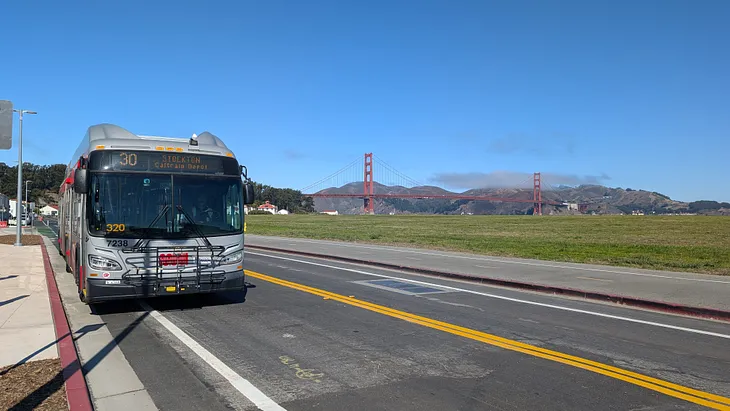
[{"left": 12, "top": 109, "right": 37, "bottom": 246}]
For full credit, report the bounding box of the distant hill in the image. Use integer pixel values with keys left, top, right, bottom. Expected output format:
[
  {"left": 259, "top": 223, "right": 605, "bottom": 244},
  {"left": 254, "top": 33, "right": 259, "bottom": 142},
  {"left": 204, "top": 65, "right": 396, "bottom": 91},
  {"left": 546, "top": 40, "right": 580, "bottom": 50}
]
[{"left": 313, "top": 183, "right": 730, "bottom": 216}]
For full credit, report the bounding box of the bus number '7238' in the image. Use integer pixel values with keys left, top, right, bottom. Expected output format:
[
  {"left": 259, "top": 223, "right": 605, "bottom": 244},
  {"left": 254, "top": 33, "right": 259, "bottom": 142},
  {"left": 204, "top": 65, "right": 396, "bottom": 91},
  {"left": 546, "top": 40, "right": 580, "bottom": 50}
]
[{"left": 107, "top": 240, "right": 130, "bottom": 247}]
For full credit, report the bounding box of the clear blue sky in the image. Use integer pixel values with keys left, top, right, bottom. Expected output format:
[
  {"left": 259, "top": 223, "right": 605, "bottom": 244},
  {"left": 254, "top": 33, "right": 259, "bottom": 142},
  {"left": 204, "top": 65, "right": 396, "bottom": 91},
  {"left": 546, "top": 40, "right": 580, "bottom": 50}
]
[{"left": 1, "top": 0, "right": 728, "bottom": 202}]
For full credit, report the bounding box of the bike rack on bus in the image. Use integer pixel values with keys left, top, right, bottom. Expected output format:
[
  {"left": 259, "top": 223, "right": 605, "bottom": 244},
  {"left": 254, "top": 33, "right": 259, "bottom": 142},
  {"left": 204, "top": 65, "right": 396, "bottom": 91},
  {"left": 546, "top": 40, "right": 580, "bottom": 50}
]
[{"left": 120, "top": 244, "right": 226, "bottom": 294}]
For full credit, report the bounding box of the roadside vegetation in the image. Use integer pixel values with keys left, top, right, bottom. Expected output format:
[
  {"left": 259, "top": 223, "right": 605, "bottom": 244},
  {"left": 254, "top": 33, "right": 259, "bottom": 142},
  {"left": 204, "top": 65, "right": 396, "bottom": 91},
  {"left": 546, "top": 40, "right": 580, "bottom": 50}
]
[{"left": 245, "top": 214, "right": 730, "bottom": 275}]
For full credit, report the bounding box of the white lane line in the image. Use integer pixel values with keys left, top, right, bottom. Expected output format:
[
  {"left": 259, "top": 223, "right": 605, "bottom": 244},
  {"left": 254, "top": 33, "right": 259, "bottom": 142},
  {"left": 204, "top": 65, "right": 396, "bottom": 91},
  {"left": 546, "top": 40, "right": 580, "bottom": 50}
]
[
  {"left": 246, "top": 251, "right": 730, "bottom": 340},
  {"left": 475, "top": 265, "right": 498, "bottom": 269},
  {"left": 139, "top": 301, "right": 287, "bottom": 411},
  {"left": 405, "top": 257, "right": 421, "bottom": 261},
  {"left": 254, "top": 238, "right": 730, "bottom": 284}
]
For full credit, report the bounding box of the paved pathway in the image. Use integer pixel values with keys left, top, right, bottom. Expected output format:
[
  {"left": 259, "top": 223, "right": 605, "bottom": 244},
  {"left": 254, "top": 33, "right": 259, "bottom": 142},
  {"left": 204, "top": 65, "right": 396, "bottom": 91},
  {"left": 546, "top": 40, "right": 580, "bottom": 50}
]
[{"left": 0, "top": 241, "right": 58, "bottom": 367}]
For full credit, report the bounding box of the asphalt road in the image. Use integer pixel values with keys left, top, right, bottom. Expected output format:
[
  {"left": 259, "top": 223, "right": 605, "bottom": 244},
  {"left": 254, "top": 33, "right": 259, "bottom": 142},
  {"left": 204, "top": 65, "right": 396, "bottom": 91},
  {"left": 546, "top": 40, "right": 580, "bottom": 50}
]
[
  {"left": 245, "top": 235, "right": 730, "bottom": 312},
  {"left": 89, "top": 248, "right": 730, "bottom": 411}
]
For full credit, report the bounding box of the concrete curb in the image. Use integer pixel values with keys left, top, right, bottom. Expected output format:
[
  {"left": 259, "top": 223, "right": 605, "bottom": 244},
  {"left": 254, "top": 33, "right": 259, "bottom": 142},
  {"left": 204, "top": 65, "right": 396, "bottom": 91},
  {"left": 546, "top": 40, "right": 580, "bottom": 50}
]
[
  {"left": 247, "top": 244, "right": 730, "bottom": 323},
  {"left": 41, "top": 241, "right": 95, "bottom": 411}
]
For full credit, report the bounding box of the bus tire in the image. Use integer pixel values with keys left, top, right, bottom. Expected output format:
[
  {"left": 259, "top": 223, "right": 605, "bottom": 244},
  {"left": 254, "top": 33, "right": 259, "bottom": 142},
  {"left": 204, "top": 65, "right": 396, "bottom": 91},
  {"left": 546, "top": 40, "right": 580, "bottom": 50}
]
[{"left": 65, "top": 261, "right": 72, "bottom": 273}]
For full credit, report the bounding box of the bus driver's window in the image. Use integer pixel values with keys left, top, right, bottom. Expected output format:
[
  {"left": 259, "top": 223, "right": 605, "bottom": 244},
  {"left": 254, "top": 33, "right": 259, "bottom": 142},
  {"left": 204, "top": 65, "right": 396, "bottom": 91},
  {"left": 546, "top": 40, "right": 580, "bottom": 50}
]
[{"left": 192, "top": 194, "right": 214, "bottom": 223}]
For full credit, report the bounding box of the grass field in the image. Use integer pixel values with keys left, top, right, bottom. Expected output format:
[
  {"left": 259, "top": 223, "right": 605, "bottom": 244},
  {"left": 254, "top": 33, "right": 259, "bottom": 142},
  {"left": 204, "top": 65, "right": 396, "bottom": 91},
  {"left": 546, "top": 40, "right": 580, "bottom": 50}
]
[{"left": 245, "top": 214, "right": 730, "bottom": 275}]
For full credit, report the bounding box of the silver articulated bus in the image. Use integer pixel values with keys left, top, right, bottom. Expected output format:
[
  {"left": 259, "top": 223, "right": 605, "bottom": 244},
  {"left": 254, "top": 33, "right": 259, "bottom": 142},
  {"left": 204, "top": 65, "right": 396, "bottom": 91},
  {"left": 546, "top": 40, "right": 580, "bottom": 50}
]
[{"left": 58, "top": 123, "right": 255, "bottom": 305}]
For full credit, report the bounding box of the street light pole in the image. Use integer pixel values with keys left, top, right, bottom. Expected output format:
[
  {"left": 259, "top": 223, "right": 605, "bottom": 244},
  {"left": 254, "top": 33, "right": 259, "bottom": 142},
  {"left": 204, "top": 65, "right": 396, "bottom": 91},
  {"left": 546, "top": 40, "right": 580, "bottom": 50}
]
[{"left": 12, "top": 109, "right": 37, "bottom": 246}]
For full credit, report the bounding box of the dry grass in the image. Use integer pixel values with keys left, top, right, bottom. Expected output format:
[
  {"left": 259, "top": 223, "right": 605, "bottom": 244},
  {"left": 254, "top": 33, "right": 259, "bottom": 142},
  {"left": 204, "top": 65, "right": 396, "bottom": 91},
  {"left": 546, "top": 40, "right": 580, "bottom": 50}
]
[
  {"left": 0, "top": 358, "right": 67, "bottom": 411},
  {"left": 246, "top": 214, "right": 730, "bottom": 275}
]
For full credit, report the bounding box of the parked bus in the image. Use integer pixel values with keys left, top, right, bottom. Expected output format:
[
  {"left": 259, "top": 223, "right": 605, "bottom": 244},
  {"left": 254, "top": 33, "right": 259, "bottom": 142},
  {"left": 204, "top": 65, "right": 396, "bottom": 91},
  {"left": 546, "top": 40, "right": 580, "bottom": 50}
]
[{"left": 58, "top": 123, "right": 255, "bottom": 305}]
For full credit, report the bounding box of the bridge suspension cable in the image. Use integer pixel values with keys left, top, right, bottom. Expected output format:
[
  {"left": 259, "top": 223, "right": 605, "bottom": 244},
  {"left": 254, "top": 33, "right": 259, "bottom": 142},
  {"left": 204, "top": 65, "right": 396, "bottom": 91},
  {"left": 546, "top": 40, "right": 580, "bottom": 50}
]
[
  {"left": 373, "top": 155, "right": 424, "bottom": 188},
  {"left": 300, "top": 157, "right": 360, "bottom": 193}
]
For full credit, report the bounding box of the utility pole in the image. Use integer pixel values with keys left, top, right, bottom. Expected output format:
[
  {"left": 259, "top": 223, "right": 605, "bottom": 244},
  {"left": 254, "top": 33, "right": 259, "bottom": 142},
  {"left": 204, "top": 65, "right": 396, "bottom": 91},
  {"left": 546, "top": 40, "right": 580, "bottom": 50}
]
[{"left": 12, "top": 109, "right": 37, "bottom": 246}]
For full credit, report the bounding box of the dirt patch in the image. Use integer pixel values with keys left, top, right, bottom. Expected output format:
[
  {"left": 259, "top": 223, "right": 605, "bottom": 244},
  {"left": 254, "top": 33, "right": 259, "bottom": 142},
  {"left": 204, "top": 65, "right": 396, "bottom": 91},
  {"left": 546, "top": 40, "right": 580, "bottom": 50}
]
[
  {"left": 0, "top": 235, "right": 43, "bottom": 246},
  {"left": 0, "top": 358, "right": 67, "bottom": 410}
]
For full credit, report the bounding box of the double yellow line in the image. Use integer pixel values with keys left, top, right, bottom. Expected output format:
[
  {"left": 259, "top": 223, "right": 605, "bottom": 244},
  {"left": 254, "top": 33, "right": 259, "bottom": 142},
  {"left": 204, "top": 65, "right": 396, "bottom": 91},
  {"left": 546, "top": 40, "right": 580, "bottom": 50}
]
[{"left": 245, "top": 269, "right": 730, "bottom": 410}]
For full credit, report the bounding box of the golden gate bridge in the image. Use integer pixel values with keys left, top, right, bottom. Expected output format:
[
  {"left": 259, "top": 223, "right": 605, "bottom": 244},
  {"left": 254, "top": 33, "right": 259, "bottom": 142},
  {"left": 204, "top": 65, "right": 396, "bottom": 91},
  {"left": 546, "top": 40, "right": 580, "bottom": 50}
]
[{"left": 301, "top": 153, "right": 588, "bottom": 215}]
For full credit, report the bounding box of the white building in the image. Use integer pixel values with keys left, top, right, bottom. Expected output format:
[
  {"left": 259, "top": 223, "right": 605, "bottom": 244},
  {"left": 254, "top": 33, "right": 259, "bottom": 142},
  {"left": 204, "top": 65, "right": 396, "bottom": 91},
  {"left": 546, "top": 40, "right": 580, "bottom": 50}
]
[
  {"left": 257, "top": 201, "right": 278, "bottom": 214},
  {"left": 40, "top": 205, "right": 59, "bottom": 216},
  {"left": 320, "top": 210, "right": 338, "bottom": 215}
]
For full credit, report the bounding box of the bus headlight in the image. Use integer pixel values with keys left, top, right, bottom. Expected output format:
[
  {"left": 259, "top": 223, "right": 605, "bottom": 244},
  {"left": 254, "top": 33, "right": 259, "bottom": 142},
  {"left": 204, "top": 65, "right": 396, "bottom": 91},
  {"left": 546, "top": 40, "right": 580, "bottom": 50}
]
[
  {"left": 88, "top": 255, "right": 123, "bottom": 271},
  {"left": 219, "top": 250, "right": 242, "bottom": 265}
]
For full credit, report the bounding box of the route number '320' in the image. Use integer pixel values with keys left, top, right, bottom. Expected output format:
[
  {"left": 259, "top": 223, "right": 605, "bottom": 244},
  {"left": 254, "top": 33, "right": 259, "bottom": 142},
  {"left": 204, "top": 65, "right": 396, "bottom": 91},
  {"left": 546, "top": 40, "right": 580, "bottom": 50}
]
[{"left": 106, "top": 223, "right": 126, "bottom": 232}]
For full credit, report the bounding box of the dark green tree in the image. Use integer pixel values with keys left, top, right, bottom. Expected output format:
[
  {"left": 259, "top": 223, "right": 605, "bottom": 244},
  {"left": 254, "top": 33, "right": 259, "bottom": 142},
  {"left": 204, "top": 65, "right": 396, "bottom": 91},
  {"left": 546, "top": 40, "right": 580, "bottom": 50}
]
[
  {"left": 248, "top": 180, "right": 315, "bottom": 213},
  {"left": 0, "top": 162, "right": 67, "bottom": 203}
]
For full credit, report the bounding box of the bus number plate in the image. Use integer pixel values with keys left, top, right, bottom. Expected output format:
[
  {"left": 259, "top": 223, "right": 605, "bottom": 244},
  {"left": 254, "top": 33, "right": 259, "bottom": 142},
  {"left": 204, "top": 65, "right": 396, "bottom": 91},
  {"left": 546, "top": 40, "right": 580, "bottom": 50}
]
[{"left": 107, "top": 240, "right": 130, "bottom": 247}]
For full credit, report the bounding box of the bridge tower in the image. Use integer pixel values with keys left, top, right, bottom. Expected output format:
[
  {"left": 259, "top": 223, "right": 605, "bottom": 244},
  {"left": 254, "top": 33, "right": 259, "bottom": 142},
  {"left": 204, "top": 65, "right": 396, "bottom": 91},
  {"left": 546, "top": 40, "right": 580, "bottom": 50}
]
[
  {"left": 533, "top": 172, "right": 542, "bottom": 216},
  {"left": 363, "top": 153, "right": 374, "bottom": 214}
]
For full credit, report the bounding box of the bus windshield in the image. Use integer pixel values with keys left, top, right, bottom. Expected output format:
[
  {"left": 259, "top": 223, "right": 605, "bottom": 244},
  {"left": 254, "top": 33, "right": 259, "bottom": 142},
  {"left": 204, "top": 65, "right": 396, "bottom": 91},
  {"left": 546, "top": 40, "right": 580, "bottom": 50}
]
[{"left": 88, "top": 173, "right": 243, "bottom": 239}]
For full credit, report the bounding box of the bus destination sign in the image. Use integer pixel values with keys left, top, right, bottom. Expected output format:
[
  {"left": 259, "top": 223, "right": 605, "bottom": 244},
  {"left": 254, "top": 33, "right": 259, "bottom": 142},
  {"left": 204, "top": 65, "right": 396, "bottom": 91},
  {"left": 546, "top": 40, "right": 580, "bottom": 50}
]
[
  {"left": 151, "top": 154, "right": 212, "bottom": 172},
  {"left": 92, "top": 150, "right": 235, "bottom": 175}
]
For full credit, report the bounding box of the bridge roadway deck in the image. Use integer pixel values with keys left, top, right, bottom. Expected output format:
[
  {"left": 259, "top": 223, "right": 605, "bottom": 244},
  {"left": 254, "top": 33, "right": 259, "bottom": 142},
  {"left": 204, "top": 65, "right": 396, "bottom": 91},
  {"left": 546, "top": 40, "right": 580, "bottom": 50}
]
[
  {"left": 90, "top": 249, "right": 730, "bottom": 410},
  {"left": 245, "top": 235, "right": 730, "bottom": 314}
]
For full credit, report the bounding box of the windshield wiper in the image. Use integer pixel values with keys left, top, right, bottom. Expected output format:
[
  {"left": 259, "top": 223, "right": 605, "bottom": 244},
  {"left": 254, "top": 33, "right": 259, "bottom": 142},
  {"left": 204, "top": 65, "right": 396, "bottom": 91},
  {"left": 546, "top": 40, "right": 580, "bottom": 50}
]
[
  {"left": 130, "top": 205, "right": 170, "bottom": 251},
  {"left": 175, "top": 205, "right": 213, "bottom": 248}
]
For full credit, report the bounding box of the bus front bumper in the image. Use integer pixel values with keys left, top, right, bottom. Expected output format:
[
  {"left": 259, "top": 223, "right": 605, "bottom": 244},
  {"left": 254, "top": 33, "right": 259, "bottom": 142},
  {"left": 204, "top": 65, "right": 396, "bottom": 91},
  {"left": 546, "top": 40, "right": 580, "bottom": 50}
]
[{"left": 85, "top": 272, "right": 246, "bottom": 303}]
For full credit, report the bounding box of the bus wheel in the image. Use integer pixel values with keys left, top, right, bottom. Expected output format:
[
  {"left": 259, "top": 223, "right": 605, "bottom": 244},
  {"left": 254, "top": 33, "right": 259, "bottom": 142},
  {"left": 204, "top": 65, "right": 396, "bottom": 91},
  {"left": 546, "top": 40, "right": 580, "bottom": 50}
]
[
  {"left": 79, "top": 289, "right": 86, "bottom": 303},
  {"left": 65, "top": 261, "right": 72, "bottom": 273}
]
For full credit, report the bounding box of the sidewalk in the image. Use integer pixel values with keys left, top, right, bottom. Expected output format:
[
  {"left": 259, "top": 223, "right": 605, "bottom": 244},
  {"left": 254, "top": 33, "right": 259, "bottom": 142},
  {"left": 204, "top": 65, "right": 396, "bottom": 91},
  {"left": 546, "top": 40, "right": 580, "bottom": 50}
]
[
  {"left": 0, "top": 236, "right": 57, "bottom": 367},
  {"left": 245, "top": 235, "right": 730, "bottom": 320},
  {"left": 0, "top": 229, "right": 93, "bottom": 410}
]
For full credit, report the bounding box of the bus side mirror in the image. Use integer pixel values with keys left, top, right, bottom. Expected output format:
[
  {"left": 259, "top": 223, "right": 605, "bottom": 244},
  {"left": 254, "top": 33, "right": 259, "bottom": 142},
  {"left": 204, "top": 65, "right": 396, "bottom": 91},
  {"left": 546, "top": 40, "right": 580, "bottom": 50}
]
[
  {"left": 243, "top": 183, "right": 255, "bottom": 205},
  {"left": 73, "top": 169, "right": 89, "bottom": 194}
]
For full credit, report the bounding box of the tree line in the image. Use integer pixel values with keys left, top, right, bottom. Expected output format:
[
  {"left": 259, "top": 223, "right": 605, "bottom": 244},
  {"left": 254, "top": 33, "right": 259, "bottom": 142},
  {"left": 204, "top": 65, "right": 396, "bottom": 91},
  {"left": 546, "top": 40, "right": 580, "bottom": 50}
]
[
  {"left": 248, "top": 180, "right": 315, "bottom": 214},
  {"left": 0, "top": 162, "right": 67, "bottom": 204}
]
